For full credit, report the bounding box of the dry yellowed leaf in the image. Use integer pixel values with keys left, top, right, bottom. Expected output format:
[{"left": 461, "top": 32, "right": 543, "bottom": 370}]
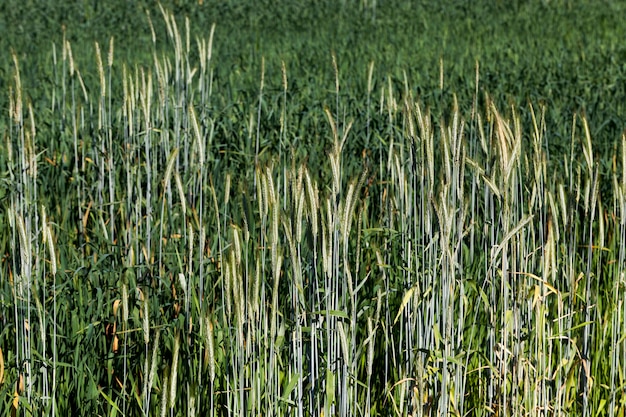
[{"left": 112, "top": 299, "right": 121, "bottom": 317}]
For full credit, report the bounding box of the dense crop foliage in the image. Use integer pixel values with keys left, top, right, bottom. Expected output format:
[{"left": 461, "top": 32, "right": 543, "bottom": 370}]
[{"left": 1, "top": 1, "right": 626, "bottom": 416}]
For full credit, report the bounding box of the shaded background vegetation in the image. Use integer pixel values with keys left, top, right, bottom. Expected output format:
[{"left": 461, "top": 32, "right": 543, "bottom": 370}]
[{"left": 1, "top": 0, "right": 625, "bottom": 165}]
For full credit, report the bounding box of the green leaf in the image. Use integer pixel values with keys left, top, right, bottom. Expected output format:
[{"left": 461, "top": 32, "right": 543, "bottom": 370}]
[{"left": 280, "top": 372, "right": 300, "bottom": 404}]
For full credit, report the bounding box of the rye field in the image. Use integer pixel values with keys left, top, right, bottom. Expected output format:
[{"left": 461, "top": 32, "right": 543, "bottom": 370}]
[{"left": 1, "top": 1, "right": 626, "bottom": 415}]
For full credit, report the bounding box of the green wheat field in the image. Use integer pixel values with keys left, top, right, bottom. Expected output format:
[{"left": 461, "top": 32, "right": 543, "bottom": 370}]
[{"left": 1, "top": 1, "right": 626, "bottom": 416}]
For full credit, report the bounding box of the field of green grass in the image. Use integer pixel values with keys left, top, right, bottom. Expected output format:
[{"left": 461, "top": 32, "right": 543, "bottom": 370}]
[{"left": 1, "top": 1, "right": 626, "bottom": 416}]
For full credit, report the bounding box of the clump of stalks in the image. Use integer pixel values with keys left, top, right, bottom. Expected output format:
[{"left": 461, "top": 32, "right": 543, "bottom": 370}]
[{"left": 1, "top": 8, "right": 626, "bottom": 417}]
